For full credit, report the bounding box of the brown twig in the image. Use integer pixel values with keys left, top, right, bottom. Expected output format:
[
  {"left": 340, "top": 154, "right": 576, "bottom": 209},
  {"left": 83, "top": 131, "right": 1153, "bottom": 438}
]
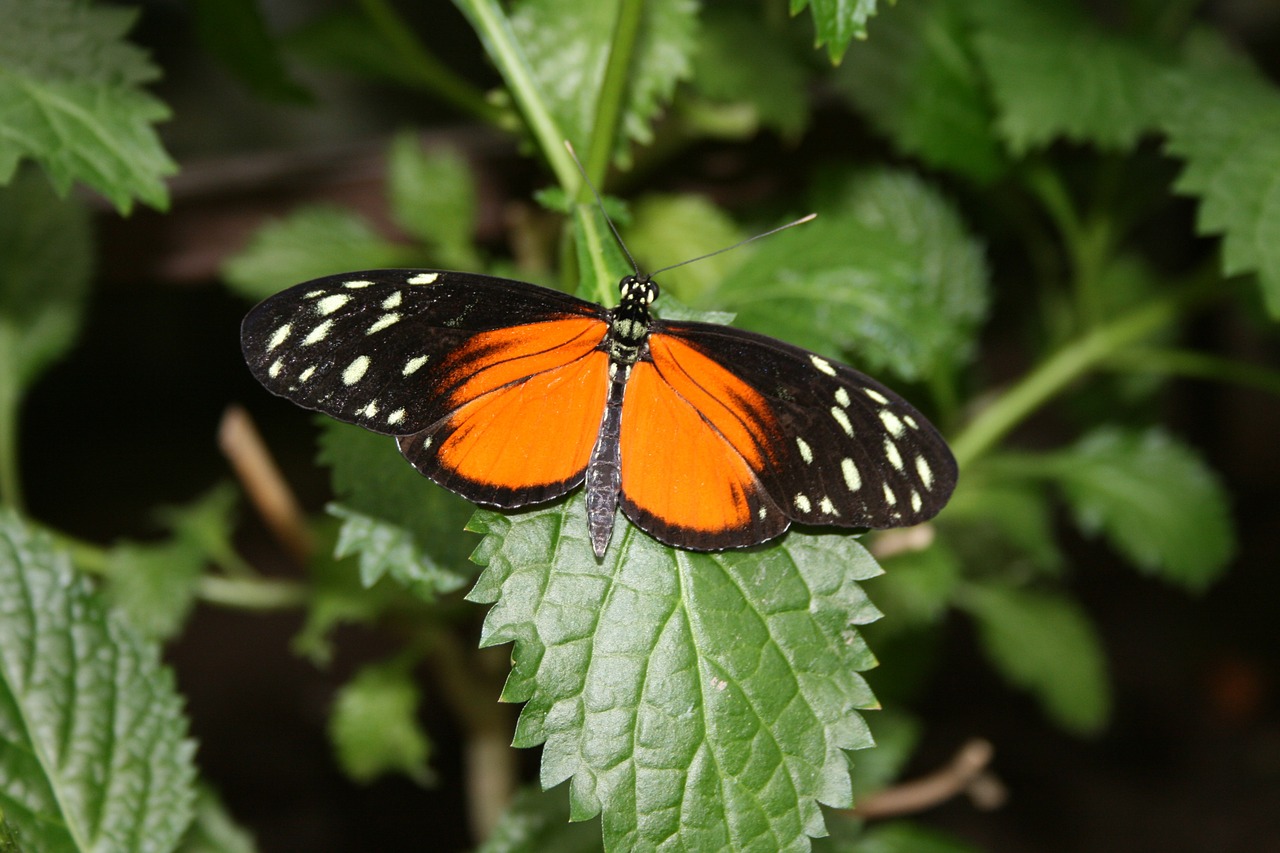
[
  {"left": 868, "top": 523, "right": 936, "bottom": 560},
  {"left": 852, "top": 738, "right": 1003, "bottom": 819},
  {"left": 218, "top": 405, "right": 314, "bottom": 563}
]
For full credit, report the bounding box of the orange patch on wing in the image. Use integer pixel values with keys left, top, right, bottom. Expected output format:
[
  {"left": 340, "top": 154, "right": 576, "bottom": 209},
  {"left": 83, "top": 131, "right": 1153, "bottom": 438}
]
[
  {"left": 619, "top": 342, "right": 777, "bottom": 535},
  {"left": 438, "top": 346, "right": 609, "bottom": 490},
  {"left": 443, "top": 318, "right": 606, "bottom": 406}
]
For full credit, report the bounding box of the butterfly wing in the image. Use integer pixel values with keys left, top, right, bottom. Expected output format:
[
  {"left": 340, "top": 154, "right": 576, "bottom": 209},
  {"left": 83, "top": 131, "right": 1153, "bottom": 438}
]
[
  {"left": 241, "top": 269, "right": 611, "bottom": 508},
  {"left": 618, "top": 320, "right": 957, "bottom": 550}
]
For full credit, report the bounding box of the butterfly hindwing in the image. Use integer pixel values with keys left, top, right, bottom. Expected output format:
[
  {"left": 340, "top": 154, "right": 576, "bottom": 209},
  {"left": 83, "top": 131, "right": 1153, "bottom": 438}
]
[{"left": 241, "top": 269, "right": 611, "bottom": 508}]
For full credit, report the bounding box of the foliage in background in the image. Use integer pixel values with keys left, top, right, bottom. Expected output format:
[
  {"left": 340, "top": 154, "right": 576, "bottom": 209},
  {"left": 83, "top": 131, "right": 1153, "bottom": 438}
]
[{"left": 0, "top": 0, "right": 1277, "bottom": 850}]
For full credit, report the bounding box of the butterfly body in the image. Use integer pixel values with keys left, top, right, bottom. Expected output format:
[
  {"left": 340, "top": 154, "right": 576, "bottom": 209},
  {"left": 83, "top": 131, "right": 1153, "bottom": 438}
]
[{"left": 242, "top": 269, "right": 957, "bottom": 557}]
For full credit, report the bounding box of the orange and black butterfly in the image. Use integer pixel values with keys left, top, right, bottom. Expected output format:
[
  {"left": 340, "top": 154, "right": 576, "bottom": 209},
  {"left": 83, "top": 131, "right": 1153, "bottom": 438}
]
[{"left": 242, "top": 262, "right": 957, "bottom": 557}]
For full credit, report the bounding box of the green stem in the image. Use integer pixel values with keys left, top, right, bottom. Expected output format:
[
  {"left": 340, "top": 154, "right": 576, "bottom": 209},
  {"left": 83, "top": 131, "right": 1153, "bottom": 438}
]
[
  {"left": 1106, "top": 347, "right": 1280, "bottom": 397},
  {"left": 582, "top": 0, "right": 644, "bottom": 195},
  {"left": 199, "top": 575, "right": 309, "bottom": 610},
  {"left": 950, "top": 289, "right": 1204, "bottom": 469},
  {"left": 360, "top": 0, "right": 507, "bottom": 125},
  {"left": 454, "top": 0, "right": 576, "bottom": 187},
  {"left": 0, "top": 327, "right": 21, "bottom": 511}
]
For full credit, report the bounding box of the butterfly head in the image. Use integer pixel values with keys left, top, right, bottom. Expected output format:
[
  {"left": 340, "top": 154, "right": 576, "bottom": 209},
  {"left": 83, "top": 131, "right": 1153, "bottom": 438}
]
[{"left": 611, "top": 274, "right": 658, "bottom": 348}]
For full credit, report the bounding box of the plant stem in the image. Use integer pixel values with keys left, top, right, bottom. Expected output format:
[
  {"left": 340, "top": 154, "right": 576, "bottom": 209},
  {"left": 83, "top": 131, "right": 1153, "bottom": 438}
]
[
  {"left": 0, "top": 327, "right": 20, "bottom": 512},
  {"left": 583, "top": 0, "right": 644, "bottom": 193},
  {"left": 454, "top": 0, "right": 576, "bottom": 187},
  {"left": 950, "top": 290, "right": 1202, "bottom": 468},
  {"left": 360, "top": 0, "right": 507, "bottom": 125},
  {"left": 1106, "top": 347, "right": 1280, "bottom": 396},
  {"left": 198, "top": 575, "right": 309, "bottom": 610}
]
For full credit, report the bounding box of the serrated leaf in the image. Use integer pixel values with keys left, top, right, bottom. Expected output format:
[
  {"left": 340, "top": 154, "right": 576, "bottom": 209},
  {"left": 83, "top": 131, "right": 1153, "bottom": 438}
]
[
  {"left": 834, "top": 0, "right": 1005, "bottom": 182},
  {"left": 0, "top": 511, "right": 197, "bottom": 851},
  {"left": 688, "top": 7, "right": 809, "bottom": 138},
  {"left": 507, "top": 0, "right": 698, "bottom": 165},
  {"left": 222, "top": 206, "right": 415, "bottom": 301},
  {"left": 192, "top": 0, "right": 310, "bottom": 103},
  {"left": 467, "top": 493, "right": 882, "bottom": 851},
  {"left": 329, "top": 504, "right": 470, "bottom": 599},
  {"left": 294, "top": 523, "right": 400, "bottom": 664},
  {"left": 329, "top": 660, "right": 432, "bottom": 785},
  {"left": 0, "top": 0, "right": 174, "bottom": 212},
  {"left": 102, "top": 539, "right": 203, "bottom": 640},
  {"left": 387, "top": 134, "right": 480, "bottom": 268},
  {"left": 1045, "top": 427, "right": 1234, "bottom": 591},
  {"left": 791, "top": 0, "right": 883, "bottom": 63},
  {"left": 318, "top": 421, "right": 479, "bottom": 571},
  {"left": 625, "top": 193, "right": 745, "bottom": 305},
  {"left": 478, "top": 785, "right": 602, "bottom": 853},
  {"left": 175, "top": 785, "right": 257, "bottom": 853},
  {"left": 1161, "top": 43, "right": 1280, "bottom": 316},
  {"left": 966, "top": 0, "right": 1166, "bottom": 153},
  {"left": 961, "top": 582, "right": 1109, "bottom": 734},
  {"left": 712, "top": 169, "right": 988, "bottom": 382}
]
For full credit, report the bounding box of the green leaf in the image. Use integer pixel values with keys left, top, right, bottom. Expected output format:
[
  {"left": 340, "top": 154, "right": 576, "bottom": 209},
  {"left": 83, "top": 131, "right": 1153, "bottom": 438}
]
[
  {"left": 467, "top": 493, "right": 882, "bottom": 851},
  {"left": 848, "top": 711, "right": 920, "bottom": 799},
  {"left": 625, "top": 193, "right": 745, "bottom": 305},
  {"left": 688, "top": 7, "right": 809, "bottom": 138},
  {"left": 175, "top": 785, "right": 258, "bottom": 853},
  {"left": 0, "top": 0, "right": 174, "bottom": 212},
  {"left": 1161, "top": 41, "right": 1280, "bottom": 316},
  {"left": 0, "top": 169, "right": 92, "bottom": 390},
  {"left": 387, "top": 134, "right": 480, "bottom": 268},
  {"left": 285, "top": 8, "right": 423, "bottom": 86},
  {"left": 1044, "top": 427, "right": 1234, "bottom": 591},
  {"left": 869, "top": 541, "right": 961, "bottom": 632},
  {"left": 0, "top": 817, "right": 22, "bottom": 853},
  {"left": 507, "top": 0, "right": 698, "bottom": 164},
  {"left": 318, "top": 421, "right": 479, "bottom": 572},
  {"left": 966, "top": 0, "right": 1166, "bottom": 153},
  {"left": 192, "top": 0, "right": 311, "bottom": 103},
  {"left": 942, "top": 476, "right": 1061, "bottom": 572},
  {"left": 329, "top": 504, "right": 471, "bottom": 600},
  {"left": 222, "top": 206, "right": 415, "bottom": 301},
  {"left": 712, "top": 169, "right": 988, "bottom": 382},
  {"left": 478, "top": 785, "right": 602, "bottom": 853},
  {"left": 961, "top": 582, "right": 1109, "bottom": 734},
  {"left": 828, "top": 820, "right": 985, "bottom": 853},
  {"left": 833, "top": 0, "right": 1005, "bottom": 182},
  {"left": 791, "top": 0, "right": 883, "bottom": 63},
  {"left": 0, "top": 511, "right": 197, "bottom": 850},
  {"left": 329, "top": 660, "right": 432, "bottom": 785}
]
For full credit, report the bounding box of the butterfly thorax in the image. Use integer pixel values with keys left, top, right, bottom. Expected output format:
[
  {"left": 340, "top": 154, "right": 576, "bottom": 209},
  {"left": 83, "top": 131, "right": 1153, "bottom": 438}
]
[{"left": 606, "top": 274, "right": 657, "bottom": 363}]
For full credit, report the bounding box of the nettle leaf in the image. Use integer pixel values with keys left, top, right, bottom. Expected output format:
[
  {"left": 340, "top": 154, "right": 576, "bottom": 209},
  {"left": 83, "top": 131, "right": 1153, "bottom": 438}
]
[
  {"left": 467, "top": 494, "right": 882, "bottom": 851},
  {"left": 318, "top": 421, "right": 479, "bottom": 574},
  {"left": 790, "top": 0, "right": 883, "bottom": 63},
  {"left": 102, "top": 538, "right": 204, "bottom": 641},
  {"left": 833, "top": 0, "right": 1005, "bottom": 182},
  {"left": 961, "top": 582, "right": 1110, "bottom": 734},
  {"left": 175, "top": 785, "right": 257, "bottom": 853},
  {"left": 1161, "top": 43, "right": 1280, "bottom": 317},
  {"left": 222, "top": 206, "right": 416, "bottom": 301},
  {"left": 966, "top": 0, "right": 1167, "bottom": 153},
  {"left": 1044, "top": 427, "right": 1234, "bottom": 591},
  {"left": 0, "top": 170, "right": 91, "bottom": 393},
  {"left": 0, "top": 0, "right": 174, "bottom": 212},
  {"left": 689, "top": 7, "right": 809, "bottom": 138},
  {"left": 387, "top": 134, "right": 480, "bottom": 268},
  {"left": 329, "top": 660, "right": 432, "bottom": 785},
  {"left": 712, "top": 169, "right": 988, "bottom": 382},
  {"left": 508, "top": 0, "right": 698, "bottom": 164},
  {"left": 479, "top": 785, "right": 602, "bottom": 853},
  {"left": 0, "top": 511, "right": 197, "bottom": 851},
  {"left": 329, "top": 504, "right": 470, "bottom": 599},
  {"left": 626, "top": 193, "right": 745, "bottom": 305},
  {"left": 192, "top": 0, "right": 310, "bottom": 103}
]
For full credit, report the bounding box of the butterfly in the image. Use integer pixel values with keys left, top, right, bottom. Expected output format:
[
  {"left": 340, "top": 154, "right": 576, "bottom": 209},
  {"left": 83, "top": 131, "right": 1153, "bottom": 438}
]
[{"left": 241, "top": 258, "right": 958, "bottom": 558}]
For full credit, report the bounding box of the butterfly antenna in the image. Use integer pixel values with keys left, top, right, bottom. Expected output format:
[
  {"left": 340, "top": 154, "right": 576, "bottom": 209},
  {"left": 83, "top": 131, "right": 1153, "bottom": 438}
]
[
  {"left": 650, "top": 213, "right": 817, "bottom": 276},
  {"left": 564, "top": 140, "right": 641, "bottom": 276}
]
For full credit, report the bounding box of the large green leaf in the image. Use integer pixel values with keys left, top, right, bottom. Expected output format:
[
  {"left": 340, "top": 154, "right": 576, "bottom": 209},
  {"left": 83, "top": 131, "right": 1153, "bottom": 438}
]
[
  {"left": 468, "top": 494, "right": 882, "bottom": 851},
  {"left": 833, "top": 0, "right": 1005, "bottom": 182},
  {"left": 506, "top": 0, "right": 698, "bottom": 164},
  {"left": 790, "top": 0, "right": 884, "bottom": 63},
  {"left": 961, "top": 582, "right": 1110, "bottom": 734},
  {"left": 0, "top": 512, "right": 197, "bottom": 851},
  {"left": 0, "top": 0, "right": 174, "bottom": 212},
  {"left": 329, "top": 659, "right": 432, "bottom": 785},
  {"left": 1044, "top": 427, "right": 1234, "bottom": 591},
  {"left": 712, "top": 169, "right": 988, "bottom": 382},
  {"left": 387, "top": 134, "right": 480, "bottom": 269},
  {"left": 966, "top": 0, "right": 1167, "bottom": 153}
]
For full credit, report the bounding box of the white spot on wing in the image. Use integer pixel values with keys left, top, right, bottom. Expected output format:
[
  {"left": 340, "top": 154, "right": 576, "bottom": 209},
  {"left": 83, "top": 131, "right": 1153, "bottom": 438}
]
[
  {"left": 299, "top": 365, "right": 316, "bottom": 383},
  {"left": 382, "top": 291, "right": 403, "bottom": 309},
  {"left": 344, "top": 279, "right": 374, "bottom": 289},
  {"left": 835, "top": 387, "right": 851, "bottom": 408},
  {"left": 304, "top": 290, "right": 325, "bottom": 299},
  {"left": 267, "top": 324, "right": 291, "bottom": 351},
  {"left": 831, "top": 406, "right": 854, "bottom": 437},
  {"left": 367, "top": 313, "right": 401, "bottom": 335},
  {"left": 903, "top": 414, "right": 919, "bottom": 430},
  {"left": 884, "top": 438, "right": 904, "bottom": 470},
  {"left": 360, "top": 401, "right": 379, "bottom": 418},
  {"left": 879, "top": 410, "right": 906, "bottom": 438},
  {"left": 810, "top": 354, "right": 837, "bottom": 376},
  {"left": 268, "top": 359, "right": 283, "bottom": 378},
  {"left": 916, "top": 455, "right": 934, "bottom": 490},
  {"left": 303, "top": 320, "right": 333, "bottom": 345},
  {"left": 408, "top": 272, "right": 440, "bottom": 285},
  {"left": 317, "top": 294, "right": 351, "bottom": 315},
  {"left": 403, "top": 355, "right": 428, "bottom": 376},
  {"left": 794, "top": 494, "right": 812, "bottom": 513},
  {"left": 865, "top": 388, "right": 889, "bottom": 404},
  {"left": 841, "top": 458, "right": 861, "bottom": 492},
  {"left": 820, "top": 497, "right": 838, "bottom": 516},
  {"left": 796, "top": 436, "right": 813, "bottom": 464},
  {"left": 388, "top": 409, "right": 406, "bottom": 426},
  {"left": 883, "top": 483, "right": 897, "bottom": 506},
  {"left": 911, "top": 490, "right": 923, "bottom": 513},
  {"left": 342, "top": 355, "right": 371, "bottom": 385},
  {"left": 422, "top": 436, "right": 433, "bottom": 450}
]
